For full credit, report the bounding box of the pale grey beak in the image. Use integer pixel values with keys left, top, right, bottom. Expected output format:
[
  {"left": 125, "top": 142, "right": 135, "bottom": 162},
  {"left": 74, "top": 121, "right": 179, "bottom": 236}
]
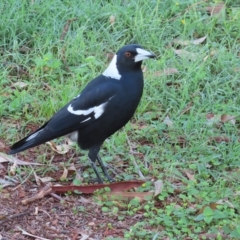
[{"left": 135, "top": 48, "right": 156, "bottom": 62}]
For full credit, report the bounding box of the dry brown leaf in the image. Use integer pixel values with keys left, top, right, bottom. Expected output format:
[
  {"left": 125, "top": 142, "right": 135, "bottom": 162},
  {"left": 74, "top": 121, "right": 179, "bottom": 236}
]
[
  {"left": 109, "top": 15, "right": 116, "bottom": 25},
  {"left": 38, "top": 176, "right": 54, "bottom": 183},
  {"left": 154, "top": 180, "right": 163, "bottom": 197},
  {"left": 154, "top": 68, "right": 179, "bottom": 76},
  {"left": 206, "top": 113, "right": 236, "bottom": 125},
  {"left": 12, "top": 81, "right": 28, "bottom": 88},
  {"left": 221, "top": 114, "right": 236, "bottom": 125},
  {"left": 206, "top": 113, "right": 215, "bottom": 119},
  {"left": 106, "top": 52, "right": 114, "bottom": 60},
  {"left": 60, "top": 167, "right": 68, "bottom": 180},
  {"left": 173, "top": 49, "right": 197, "bottom": 60},
  {"left": 9, "top": 161, "right": 17, "bottom": 175},
  {"left": 184, "top": 171, "right": 195, "bottom": 181},
  {"left": 0, "top": 163, "right": 5, "bottom": 169},
  {"left": 205, "top": 3, "right": 225, "bottom": 16},
  {"left": 163, "top": 115, "right": 173, "bottom": 128},
  {"left": 33, "top": 170, "right": 41, "bottom": 185},
  {"left": 68, "top": 163, "right": 82, "bottom": 180},
  {"left": 210, "top": 136, "right": 230, "bottom": 143},
  {"left": 0, "top": 141, "right": 5, "bottom": 149},
  {"left": 46, "top": 140, "right": 73, "bottom": 154},
  {"left": 172, "top": 36, "right": 207, "bottom": 46},
  {"left": 206, "top": 113, "right": 221, "bottom": 125},
  {"left": 142, "top": 66, "right": 147, "bottom": 72},
  {"left": 0, "top": 153, "right": 42, "bottom": 165},
  {"left": 52, "top": 180, "right": 145, "bottom": 194},
  {"left": 192, "top": 36, "right": 207, "bottom": 45},
  {"left": 80, "top": 232, "right": 90, "bottom": 240}
]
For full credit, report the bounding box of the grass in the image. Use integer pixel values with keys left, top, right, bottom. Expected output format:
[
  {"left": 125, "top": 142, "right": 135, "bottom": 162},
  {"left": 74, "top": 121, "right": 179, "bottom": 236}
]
[{"left": 1, "top": 0, "right": 240, "bottom": 239}]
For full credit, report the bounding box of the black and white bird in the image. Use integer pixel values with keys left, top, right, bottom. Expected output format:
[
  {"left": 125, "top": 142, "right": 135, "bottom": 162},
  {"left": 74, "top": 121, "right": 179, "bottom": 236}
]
[{"left": 9, "top": 44, "right": 155, "bottom": 183}]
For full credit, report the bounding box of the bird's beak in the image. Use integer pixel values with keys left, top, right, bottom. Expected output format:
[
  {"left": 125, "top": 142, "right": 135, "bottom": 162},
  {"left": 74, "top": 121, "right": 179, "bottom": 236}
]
[{"left": 135, "top": 48, "right": 156, "bottom": 62}]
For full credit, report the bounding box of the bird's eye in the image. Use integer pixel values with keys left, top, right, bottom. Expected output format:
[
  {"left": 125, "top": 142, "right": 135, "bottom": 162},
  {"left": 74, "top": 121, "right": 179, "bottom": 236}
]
[{"left": 125, "top": 52, "right": 132, "bottom": 58}]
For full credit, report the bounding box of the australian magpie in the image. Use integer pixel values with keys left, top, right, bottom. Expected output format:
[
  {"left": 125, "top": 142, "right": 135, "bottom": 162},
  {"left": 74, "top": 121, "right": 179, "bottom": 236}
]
[{"left": 8, "top": 44, "right": 155, "bottom": 183}]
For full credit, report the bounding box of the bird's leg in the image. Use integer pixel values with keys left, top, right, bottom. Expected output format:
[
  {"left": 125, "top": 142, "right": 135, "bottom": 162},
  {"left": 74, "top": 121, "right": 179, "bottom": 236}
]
[
  {"left": 88, "top": 158, "right": 103, "bottom": 183},
  {"left": 88, "top": 145, "right": 113, "bottom": 183},
  {"left": 88, "top": 147, "right": 104, "bottom": 183},
  {"left": 96, "top": 154, "right": 113, "bottom": 182}
]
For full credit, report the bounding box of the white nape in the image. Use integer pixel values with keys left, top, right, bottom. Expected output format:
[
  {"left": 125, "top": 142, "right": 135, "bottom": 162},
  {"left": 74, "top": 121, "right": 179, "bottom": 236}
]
[
  {"left": 135, "top": 48, "right": 153, "bottom": 62},
  {"left": 67, "top": 102, "right": 107, "bottom": 119},
  {"left": 26, "top": 129, "right": 43, "bottom": 141},
  {"left": 102, "top": 55, "right": 121, "bottom": 80}
]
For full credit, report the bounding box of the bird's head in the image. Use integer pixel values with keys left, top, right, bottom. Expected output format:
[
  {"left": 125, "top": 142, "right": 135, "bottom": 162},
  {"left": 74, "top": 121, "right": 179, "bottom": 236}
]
[{"left": 103, "top": 44, "right": 155, "bottom": 80}]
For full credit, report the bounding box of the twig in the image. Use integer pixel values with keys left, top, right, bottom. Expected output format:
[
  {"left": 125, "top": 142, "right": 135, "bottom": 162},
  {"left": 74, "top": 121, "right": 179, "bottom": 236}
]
[
  {"left": 50, "top": 192, "right": 64, "bottom": 202},
  {"left": 11, "top": 169, "right": 34, "bottom": 191},
  {"left": 126, "top": 136, "right": 145, "bottom": 179},
  {"left": 60, "top": 18, "right": 78, "bottom": 41},
  {"left": 21, "top": 183, "right": 52, "bottom": 205},
  {"left": 18, "top": 226, "right": 50, "bottom": 240},
  {"left": 0, "top": 211, "right": 31, "bottom": 224}
]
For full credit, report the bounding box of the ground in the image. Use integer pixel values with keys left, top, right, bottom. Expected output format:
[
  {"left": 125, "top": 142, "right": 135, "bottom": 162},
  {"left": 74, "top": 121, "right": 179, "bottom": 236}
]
[{"left": 1, "top": 1, "right": 240, "bottom": 239}]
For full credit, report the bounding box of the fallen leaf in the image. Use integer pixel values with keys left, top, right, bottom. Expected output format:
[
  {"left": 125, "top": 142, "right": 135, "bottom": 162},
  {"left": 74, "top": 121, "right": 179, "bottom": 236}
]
[
  {"left": 12, "top": 81, "right": 28, "bottom": 88},
  {"left": 163, "top": 115, "right": 173, "bottom": 128},
  {"left": 109, "top": 15, "right": 116, "bottom": 25},
  {"left": 206, "top": 113, "right": 221, "bottom": 125},
  {"left": 0, "top": 141, "right": 5, "bottom": 149},
  {"left": 184, "top": 170, "right": 195, "bottom": 181},
  {"left": 0, "top": 178, "right": 15, "bottom": 188},
  {"left": 0, "top": 153, "right": 42, "bottom": 165},
  {"left": 52, "top": 180, "right": 146, "bottom": 194},
  {"left": 206, "top": 113, "right": 215, "bottom": 119},
  {"left": 216, "top": 199, "right": 235, "bottom": 209},
  {"left": 154, "top": 180, "right": 163, "bottom": 197},
  {"left": 210, "top": 136, "right": 230, "bottom": 143},
  {"left": 142, "top": 66, "right": 147, "bottom": 72},
  {"left": 38, "top": 176, "right": 55, "bottom": 183},
  {"left": 106, "top": 52, "right": 114, "bottom": 60},
  {"left": 172, "top": 36, "right": 207, "bottom": 46},
  {"left": 80, "top": 232, "right": 90, "bottom": 240},
  {"left": 0, "top": 163, "right": 5, "bottom": 169},
  {"left": 205, "top": 3, "right": 225, "bottom": 16},
  {"left": 154, "top": 68, "right": 179, "bottom": 76},
  {"left": 33, "top": 170, "right": 41, "bottom": 185},
  {"left": 173, "top": 49, "right": 197, "bottom": 60},
  {"left": 192, "top": 36, "right": 207, "bottom": 45},
  {"left": 60, "top": 167, "right": 68, "bottom": 180},
  {"left": 206, "top": 113, "right": 237, "bottom": 126},
  {"left": 10, "top": 161, "right": 17, "bottom": 175},
  {"left": 221, "top": 114, "right": 236, "bottom": 125},
  {"left": 46, "top": 139, "right": 73, "bottom": 154}
]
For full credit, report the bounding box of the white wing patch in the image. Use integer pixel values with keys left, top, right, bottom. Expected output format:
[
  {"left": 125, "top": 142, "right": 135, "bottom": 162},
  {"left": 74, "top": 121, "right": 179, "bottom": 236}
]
[
  {"left": 102, "top": 55, "right": 121, "bottom": 80},
  {"left": 26, "top": 129, "right": 43, "bottom": 141},
  {"left": 67, "top": 102, "right": 107, "bottom": 119}
]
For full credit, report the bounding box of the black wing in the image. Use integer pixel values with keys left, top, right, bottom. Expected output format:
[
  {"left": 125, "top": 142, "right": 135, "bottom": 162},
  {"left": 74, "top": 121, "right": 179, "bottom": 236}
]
[{"left": 9, "top": 75, "right": 120, "bottom": 154}]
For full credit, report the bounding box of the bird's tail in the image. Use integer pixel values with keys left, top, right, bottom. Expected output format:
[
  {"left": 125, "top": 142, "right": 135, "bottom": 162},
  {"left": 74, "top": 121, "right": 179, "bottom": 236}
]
[{"left": 9, "top": 125, "right": 52, "bottom": 154}]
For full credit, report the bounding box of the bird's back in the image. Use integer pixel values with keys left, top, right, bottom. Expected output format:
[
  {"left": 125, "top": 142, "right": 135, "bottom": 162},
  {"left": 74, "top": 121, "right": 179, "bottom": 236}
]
[{"left": 77, "top": 71, "right": 144, "bottom": 149}]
